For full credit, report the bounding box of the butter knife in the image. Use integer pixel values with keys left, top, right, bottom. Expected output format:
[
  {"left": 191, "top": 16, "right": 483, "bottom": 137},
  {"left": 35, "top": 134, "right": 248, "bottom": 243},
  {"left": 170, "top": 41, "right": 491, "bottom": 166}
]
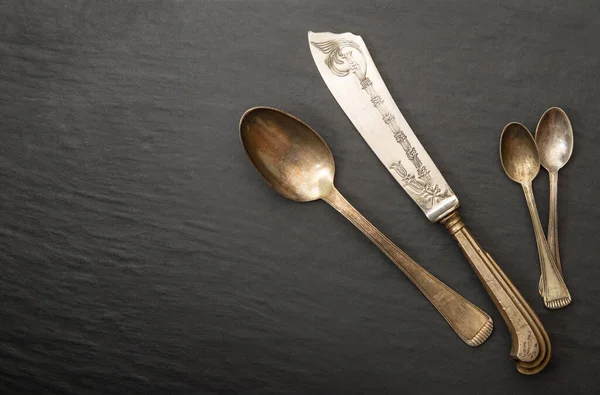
[{"left": 308, "top": 31, "right": 550, "bottom": 374}]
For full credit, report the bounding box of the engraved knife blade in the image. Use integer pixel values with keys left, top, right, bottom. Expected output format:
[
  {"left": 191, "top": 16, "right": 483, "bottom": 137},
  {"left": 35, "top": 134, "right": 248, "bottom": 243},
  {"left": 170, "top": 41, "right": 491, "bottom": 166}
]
[
  {"left": 308, "top": 31, "right": 552, "bottom": 374},
  {"left": 308, "top": 31, "right": 458, "bottom": 222}
]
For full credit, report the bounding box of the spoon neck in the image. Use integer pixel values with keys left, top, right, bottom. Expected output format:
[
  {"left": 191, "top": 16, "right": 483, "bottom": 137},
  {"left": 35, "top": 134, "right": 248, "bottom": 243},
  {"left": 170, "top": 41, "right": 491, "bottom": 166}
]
[
  {"left": 521, "top": 181, "right": 534, "bottom": 195},
  {"left": 521, "top": 182, "right": 541, "bottom": 224},
  {"left": 321, "top": 186, "right": 343, "bottom": 210},
  {"left": 322, "top": 187, "right": 377, "bottom": 238}
]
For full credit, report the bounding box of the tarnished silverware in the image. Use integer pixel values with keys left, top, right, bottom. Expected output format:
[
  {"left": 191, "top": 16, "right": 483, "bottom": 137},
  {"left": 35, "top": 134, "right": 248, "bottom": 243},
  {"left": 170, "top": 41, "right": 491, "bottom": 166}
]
[
  {"left": 535, "top": 107, "right": 574, "bottom": 274},
  {"left": 500, "top": 122, "right": 571, "bottom": 310},
  {"left": 309, "top": 31, "right": 550, "bottom": 374},
  {"left": 240, "top": 106, "right": 494, "bottom": 347}
]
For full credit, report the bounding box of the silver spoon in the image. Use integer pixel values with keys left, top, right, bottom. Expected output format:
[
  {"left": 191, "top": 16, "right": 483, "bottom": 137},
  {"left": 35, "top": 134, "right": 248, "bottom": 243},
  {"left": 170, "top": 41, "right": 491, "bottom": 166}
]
[
  {"left": 500, "top": 122, "right": 571, "bottom": 309},
  {"left": 535, "top": 107, "right": 573, "bottom": 274},
  {"left": 240, "top": 106, "right": 493, "bottom": 346}
]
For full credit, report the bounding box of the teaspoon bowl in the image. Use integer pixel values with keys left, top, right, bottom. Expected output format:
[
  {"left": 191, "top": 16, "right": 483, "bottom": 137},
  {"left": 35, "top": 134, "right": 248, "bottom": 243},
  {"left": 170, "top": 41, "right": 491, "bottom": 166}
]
[
  {"left": 500, "top": 122, "right": 540, "bottom": 184},
  {"left": 535, "top": 107, "right": 573, "bottom": 172}
]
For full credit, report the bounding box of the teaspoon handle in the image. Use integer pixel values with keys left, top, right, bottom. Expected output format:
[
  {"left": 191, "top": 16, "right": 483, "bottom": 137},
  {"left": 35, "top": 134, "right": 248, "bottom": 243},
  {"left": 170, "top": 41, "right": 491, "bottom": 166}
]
[
  {"left": 547, "top": 171, "right": 562, "bottom": 273},
  {"left": 322, "top": 187, "right": 493, "bottom": 347},
  {"left": 522, "top": 182, "right": 571, "bottom": 309}
]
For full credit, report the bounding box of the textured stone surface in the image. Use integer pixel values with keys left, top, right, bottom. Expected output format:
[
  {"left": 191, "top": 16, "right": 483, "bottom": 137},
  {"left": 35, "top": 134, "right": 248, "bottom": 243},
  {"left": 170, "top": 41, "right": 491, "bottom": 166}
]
[{"left": 1, "top": 1, "right": 599, "bottom": 393}]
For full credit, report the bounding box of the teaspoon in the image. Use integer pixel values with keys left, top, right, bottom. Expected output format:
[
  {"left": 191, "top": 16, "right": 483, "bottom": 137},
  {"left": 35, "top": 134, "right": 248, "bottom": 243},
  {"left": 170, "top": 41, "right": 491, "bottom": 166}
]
[
  {"left": 500, "top": 122, "right": 571, "bottom": 309},
  {"left": 535, "top": 107, "right": 573, "bottom": 273},
  {"left": 240, "top": 106, "right": 493, "bottom": 346}
]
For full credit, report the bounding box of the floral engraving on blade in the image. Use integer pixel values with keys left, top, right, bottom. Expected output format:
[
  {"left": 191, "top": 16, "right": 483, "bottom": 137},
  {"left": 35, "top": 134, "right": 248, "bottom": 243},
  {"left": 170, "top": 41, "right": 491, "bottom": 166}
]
[
  {"left": 390, "top": 161, "right": 452, "bottom": 206},
  {"left": 311, "top": 38, "right": 449, "bottom": 208}
]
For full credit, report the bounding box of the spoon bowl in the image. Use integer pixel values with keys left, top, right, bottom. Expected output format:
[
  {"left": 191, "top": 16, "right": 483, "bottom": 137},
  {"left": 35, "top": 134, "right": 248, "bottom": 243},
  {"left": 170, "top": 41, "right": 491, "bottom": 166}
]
[
  {"left": 240, "top": 107, "right": 335, "bottom": 202},
  {"left": 500, "top": 122, "right": 540, "bottom": 184},
  {"left": 535, "top": 107, "right": 573, "bottom": 172}
]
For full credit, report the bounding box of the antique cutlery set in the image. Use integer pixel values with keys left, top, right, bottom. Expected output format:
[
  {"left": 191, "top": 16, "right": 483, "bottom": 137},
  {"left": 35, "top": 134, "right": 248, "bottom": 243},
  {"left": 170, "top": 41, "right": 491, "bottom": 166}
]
[{"left": 240, "top": 31, "right": 575, "bottom": 374}]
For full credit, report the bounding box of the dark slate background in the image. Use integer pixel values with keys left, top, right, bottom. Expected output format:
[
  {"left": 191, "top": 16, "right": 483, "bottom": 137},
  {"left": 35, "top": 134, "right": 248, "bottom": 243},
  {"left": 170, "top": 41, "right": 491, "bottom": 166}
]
[{"left": 1, "top": 1, "right": 599, "bottom": 394}]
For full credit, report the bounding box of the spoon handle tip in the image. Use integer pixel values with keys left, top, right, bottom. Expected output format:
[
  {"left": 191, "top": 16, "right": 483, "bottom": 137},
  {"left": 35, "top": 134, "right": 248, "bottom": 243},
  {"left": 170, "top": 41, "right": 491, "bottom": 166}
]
[
  {"left": 465, "top": 317, "right": 494, "bottom": 347},
  {"left": 545, "top": 296, "right": 572, "bottom": 310}
]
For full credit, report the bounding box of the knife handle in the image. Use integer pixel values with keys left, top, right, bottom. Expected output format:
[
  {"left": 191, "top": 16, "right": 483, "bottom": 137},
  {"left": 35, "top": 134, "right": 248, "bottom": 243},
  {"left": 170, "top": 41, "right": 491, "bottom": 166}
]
[
  {"left": 323, "top": 187, "right": 493, "bottom": 347},
  {"left": 440, "top": 210, "right": 550, "bottom": 373}
]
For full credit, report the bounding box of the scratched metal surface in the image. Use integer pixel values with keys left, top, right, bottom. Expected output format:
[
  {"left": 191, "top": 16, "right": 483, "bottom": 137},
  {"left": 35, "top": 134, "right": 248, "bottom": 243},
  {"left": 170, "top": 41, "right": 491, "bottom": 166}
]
[{"left": 1, "top": 1, "right": 599, "bottom": 394}]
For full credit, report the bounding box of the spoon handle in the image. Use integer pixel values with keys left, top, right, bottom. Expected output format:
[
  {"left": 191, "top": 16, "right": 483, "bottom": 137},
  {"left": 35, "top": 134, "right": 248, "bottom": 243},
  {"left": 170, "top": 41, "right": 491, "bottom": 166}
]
[
  {"left": 323, "top": 187, "right": 493, "bottom": 347},
  {"left": 439, "top": 211, "right": 547, "bottom": 370},
  {"left": 522, "top": 182, "right": 571, "bottom": 309},
  {"left": 547, "top": 171, "right": 562, "bottom": 273}
]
